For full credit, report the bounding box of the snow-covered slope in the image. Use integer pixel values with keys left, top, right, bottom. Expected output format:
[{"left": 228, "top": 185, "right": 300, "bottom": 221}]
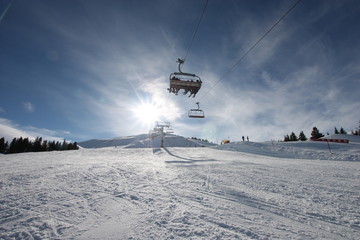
[
  {"left": 78, "top": 134, "right": 149, "bottom": 148},
  {"left": 1, "top": 136, "right": 359, "bottom": 239},
  {"left": 216, "top": 139, "right": 360, "bottom": 161},
  {"left": 79, "top": 133, "right": 216, "bottom": 148}
]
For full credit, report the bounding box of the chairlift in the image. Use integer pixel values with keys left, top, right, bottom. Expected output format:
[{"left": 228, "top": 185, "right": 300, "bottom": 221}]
[
  {"left": 168, "top": 59, "right": 202, "bottom": 98},
  {"left": 188, "top": 102, "right": 205, "bottom": 118},
  {"left": 154, "top": 121, "right": 174, "bottom": 133},
  {"left": 166, "top": 128, "right": 174, "bottom": 134}
]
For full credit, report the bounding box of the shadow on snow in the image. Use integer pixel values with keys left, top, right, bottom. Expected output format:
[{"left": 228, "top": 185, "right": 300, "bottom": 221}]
[{"left": 162, "top": 147, "right": 218, "bottom": 164}]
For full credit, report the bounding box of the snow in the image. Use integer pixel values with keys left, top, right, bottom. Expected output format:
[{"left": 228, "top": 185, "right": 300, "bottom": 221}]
[
  {"left": 322, "top": 134, "right": 360, "bottom": 143},
  {"left": 79, "top": 133, "right": 216, "bottom": 149},
  {"left": 216, "top": 140, "right": 360, "bottom": 161},
  {"left": 1, "top": 134, "right": 359, "bottom": 239}
]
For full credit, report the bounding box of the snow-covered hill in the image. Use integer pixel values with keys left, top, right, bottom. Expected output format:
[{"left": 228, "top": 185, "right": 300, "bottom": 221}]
[
  {"left": 216, "top": 138, "right": 360, "bottom": 161},
  {"left": 79, "top": 133, "right": 360, "bottom": 161},
  {"left": 1, "top": 135, "right": 359, "bottom": 239},
  {"left": 79, "top": 133, "right": 216, "bottom": 148}
]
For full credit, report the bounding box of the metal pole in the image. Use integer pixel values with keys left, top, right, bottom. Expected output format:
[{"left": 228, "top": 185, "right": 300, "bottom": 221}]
[
  {"left": 326, "top": 140, "right": 332, "bottom": 155},
  {"left": 161, "top": 128, "right": 164, "bottom": 148}
]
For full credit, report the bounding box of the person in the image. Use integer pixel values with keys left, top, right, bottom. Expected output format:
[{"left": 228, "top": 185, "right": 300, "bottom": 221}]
[
  {"left": 174, "top": 87, "right": 180, "bottom": 95},
  {"left": 189, "top": 89, "right": 194, "bottom": 97},
  {"left": 247, "top": 136, "right": 249, "bottom": 141},
  {"left": 183, "top": 87, "right": 190, "bottom": 96},
  {"left": 189, "top": 86, "right": 200, "bottom": 97},
  {"left": 242, "top": 136, "right": 245, "bottom": 141},
  {"left": 189, "top": 88, "right": 197, "bottom": 97}
]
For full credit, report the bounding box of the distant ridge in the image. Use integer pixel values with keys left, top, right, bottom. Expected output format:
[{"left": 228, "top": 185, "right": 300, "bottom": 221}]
[{"left": 78, "top": 133, "right": 216, "bottom": 149}]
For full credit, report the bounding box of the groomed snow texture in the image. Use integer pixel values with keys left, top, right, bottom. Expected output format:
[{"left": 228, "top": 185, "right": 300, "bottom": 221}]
[{"left": 1, "top": 134, "right": 359, "bottom": 239}]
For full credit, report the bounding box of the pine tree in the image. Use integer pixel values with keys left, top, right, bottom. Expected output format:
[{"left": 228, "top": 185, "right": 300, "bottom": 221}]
[
  {"left": 311, "top": 127, "right": 324, "bottom": 139},
  {"left": 8, "top": 138, "right": 19, "bottom": 154},
  {"left": 55, "top": 141, "right": 61, "bottom": 150},
  {"left": 0, "top": 137, "right": 5, "bottom": 153},
  {"left": 42, "top": 140, "right": 49, "bottom": 151},
  {"left": 61, "top": 139, "right": 68, "bottom": 151},
  {"left": 339, "top": 127, "right": 347, "bottom": 134},
  {"left": 290, "top": 132, "right": 298, "bottom": 141},
  {"left": 22, "top": 137, "right": 31, "bottom": 152},
  {"left": 284, "top": 134, "right": 290, "bottom": 142},
  {"left": 299, "top": 131, "right": 307, "bottom": 141},
  {"left": 334, "top": 127, "right": 339, "bottom": 134},
  {"left": 17, "top": 137, "right": 24, "bottom": 152},
  {"left": 33, "top": 137, "right": 43, "bottom": 152}
]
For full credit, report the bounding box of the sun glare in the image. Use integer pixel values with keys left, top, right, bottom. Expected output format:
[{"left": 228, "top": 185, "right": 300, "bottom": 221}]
[{"left": 133, "top": 101, "right": 161, "bottom": 126}]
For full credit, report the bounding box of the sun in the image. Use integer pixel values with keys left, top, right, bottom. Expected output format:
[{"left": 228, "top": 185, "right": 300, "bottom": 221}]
[{"left": 132, "top": 100, "right": 161, "bottom": 126}]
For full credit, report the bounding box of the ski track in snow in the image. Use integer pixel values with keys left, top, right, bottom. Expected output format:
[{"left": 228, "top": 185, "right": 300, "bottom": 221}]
[{"left": 1, "top": 144, "right": 360, "bottom": 239}]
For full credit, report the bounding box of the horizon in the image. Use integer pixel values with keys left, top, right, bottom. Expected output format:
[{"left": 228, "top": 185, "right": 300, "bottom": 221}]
[
  {"left": 2, "top": 130, "right": 359, "bottom": 146},
  {"left": 1, "top": 0, "right": 360, "bottom": 143}
]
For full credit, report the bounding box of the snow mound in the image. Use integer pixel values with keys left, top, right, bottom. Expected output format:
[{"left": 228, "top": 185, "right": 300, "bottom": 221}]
[
  {"left": 78, "top": 134, "right": 149, "bottom": 148},
  {"left": 215, "top": 140, "right": 360, "bottom": 161},
  {"left": 79, "top": 134, "right": 215, "bottom": 149}
]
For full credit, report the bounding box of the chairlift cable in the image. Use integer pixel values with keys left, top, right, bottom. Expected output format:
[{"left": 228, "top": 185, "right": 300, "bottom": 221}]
[
  {"left": 0, "top": 0, "right": 14, "bottom": 24},
  {"left": 168, "top": 0, "right": 208, "bottom": 98},
  {"left": 198, "top": 0, "right": 302, "bottom": 102},
  {"left": 183, "top": 0, "right": 209, "bottom": 64}
]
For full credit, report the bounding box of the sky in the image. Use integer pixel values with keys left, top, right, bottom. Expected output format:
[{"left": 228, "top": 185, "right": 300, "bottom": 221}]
[{"left": 0, "top": 0, "right": 359, "bottom": 143}]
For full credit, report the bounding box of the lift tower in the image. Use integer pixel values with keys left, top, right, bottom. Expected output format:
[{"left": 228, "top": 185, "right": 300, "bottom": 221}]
[{"left": 153, "top": 122, "right": 173, "bottom": 148}]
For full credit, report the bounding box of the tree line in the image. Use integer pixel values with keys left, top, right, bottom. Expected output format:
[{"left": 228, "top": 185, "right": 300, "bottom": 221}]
[
  {"left": 0, "top": 137, "right": 79, "bottom": 154},
  {"left": 284, "top": 131, "right": 308, "bottom": 142},
  {"left": 190, "top": 137, "right": 209, "bottom": 143},
  {"left": 284, "top": 122, "right": 360, "bottom": 142}
]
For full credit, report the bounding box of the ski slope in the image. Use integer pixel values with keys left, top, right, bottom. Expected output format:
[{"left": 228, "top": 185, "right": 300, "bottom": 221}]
[
  {"left": 79, "top": 133, "right": 217, "bottom": 149},
  {"left": 1, "top": 135, "right": 359, "bottom": 239}
]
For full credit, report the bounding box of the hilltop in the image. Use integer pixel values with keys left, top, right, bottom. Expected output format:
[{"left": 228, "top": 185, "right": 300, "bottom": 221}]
[
  {"left": 79, "top": 133, "right": 217, "bottom": 149},
  {"left": 78, "top": 133, "right": 360, "bottom": 161}
]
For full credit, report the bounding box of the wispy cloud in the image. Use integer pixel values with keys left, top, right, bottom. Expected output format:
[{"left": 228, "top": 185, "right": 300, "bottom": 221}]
[
  {"left": 10, "top": 1, "right": 358, "bottom": 142},
  {"left": 0, "top": 118, "right": 68, "bottom": 142},
  {"left": 31, "top": 5, "right": 184, "bottom": 137},
  {"left": 0, "top": 118, "right": 31, "bottom": 141},
  {"left": 193, "top": 60, "right": 360, "bottom": 141}
]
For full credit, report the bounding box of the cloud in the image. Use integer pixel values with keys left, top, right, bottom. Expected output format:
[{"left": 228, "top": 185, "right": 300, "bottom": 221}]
[
  {"left": 31, "top": 6, "right": 184, "bottom": 138},
  {"left": 0, "top": 118, "right": 32, "bottom": 141},
  {"left": 0, "top": 118, "right": 68, "bottom": 142},
  {"left": 13, "top": 0, "right": 358, "bottom": 142},
  {"left": 199, "top": 62, "right": 360, "bottom": 141},
  {"left": 23, "top": 102, "right": 35, "bottom": 113}
]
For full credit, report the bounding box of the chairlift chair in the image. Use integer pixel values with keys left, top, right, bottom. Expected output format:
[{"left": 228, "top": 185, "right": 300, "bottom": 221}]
[
  {"left": 168, "top": 59, "right": 202, "bottom": 97},
  {"left": 188, "top": 102, "right": 205, "bottom": 118},
  {"left": 166, "top": 128, "right": 174, "bottom": 134}
]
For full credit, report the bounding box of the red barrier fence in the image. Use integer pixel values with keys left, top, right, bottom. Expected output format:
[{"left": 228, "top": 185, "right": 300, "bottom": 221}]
[{"left": 310, "top": 137, "right": 349, "bottom": 143}]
